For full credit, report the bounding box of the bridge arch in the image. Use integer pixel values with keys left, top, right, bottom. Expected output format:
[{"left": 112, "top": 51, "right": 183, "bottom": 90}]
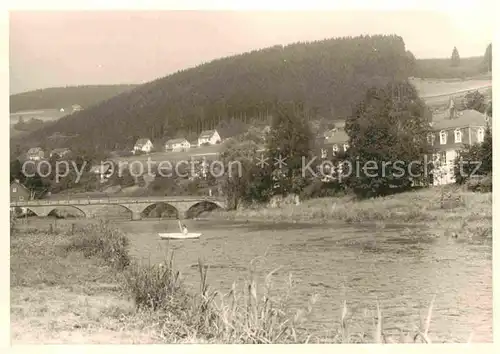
[
  {"left": 47, "top": 206, "right": 87, "bottom": 218},
  {"left": 185, "top": 200, "right": 224, "bottom": 219},
  {"left": 140, "top": 202, "right": 180, "bottom": 219},
  {"left": 30, "top": 205, "right": 87, "bottom": 218}
]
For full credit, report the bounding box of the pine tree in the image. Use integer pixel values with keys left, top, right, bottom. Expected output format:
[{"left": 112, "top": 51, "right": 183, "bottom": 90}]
[{"left": 451, "top": 47, "right": 460, "bottom": 67}]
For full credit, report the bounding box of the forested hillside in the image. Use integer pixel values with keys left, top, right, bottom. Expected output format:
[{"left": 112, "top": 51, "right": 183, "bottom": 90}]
[
  {"left": 10, "top": 84, "right": 137, "bottom": 113},
  {"left": 22, "top": 35, "right": 416, "bottom": 152}
]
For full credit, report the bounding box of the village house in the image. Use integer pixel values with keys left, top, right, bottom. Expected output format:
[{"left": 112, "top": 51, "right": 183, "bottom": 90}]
[
  {"left": 10, "top": 179, "right": 31, "bottom": 202},
  {"left": 133, "top": 138, "right": 154, "bottom": 154},
  {"left": 26, "top": 147, "right": 45, "bottom": 161},
  {"left": 50, "top": 148, "right": 72, "bottom": 159},
  {"left": 90, "top": 163, "right": 114, "bottom": 183},
  {"left": 165, "top": 138, "right": 191, "bottom": 152},
  {"left": 198, "top": 129, "right": 221, "bottom": 146},
  {"left": 429, "top": 105, "right": 488, "bottom": 186},
  {"left": 316, "top": 126, "right": 350, "bottom": 182},
  {"left": 321, "top": 128, "right": 349, "bottom": 159}
]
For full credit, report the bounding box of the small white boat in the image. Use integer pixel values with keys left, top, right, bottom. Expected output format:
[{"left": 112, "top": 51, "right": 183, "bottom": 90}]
[{"left": 158, "top": 232, "right": 201, "bottom": 240}]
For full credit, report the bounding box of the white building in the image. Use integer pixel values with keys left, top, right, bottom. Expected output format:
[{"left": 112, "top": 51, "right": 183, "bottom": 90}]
[
  {"left": 430, "top": 108, "right": 488, "bottom": 186},
  {"left": 197, "top": 129, "right": 221, "bottom": 146},
  {"left": 165, "top": 138, "right": 191, "bottom": 152},
  {"left": 133, "top": 138, "right": 154, "bottom": 153}
]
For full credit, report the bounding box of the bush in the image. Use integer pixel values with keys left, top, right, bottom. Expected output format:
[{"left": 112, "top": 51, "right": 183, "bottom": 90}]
[
  {"left": 10, "top": 210, "right": 16, "bottom": 234},
  {"left": 64, "top": 220, "right": 130, "bottom": 270},
  {"left": 300, "top": 180, "right": 344, "bottom": 200},
  {"left": 124, "top": 253, "right": 189, "bottom": 312},
  {"left": 466, "top": 174, "right": 492, "bottom": 193}
]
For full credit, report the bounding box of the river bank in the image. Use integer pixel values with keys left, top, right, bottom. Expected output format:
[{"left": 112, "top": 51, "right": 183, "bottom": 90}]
[{"left": 208, "top": 188, "right": 492, "bottom": 241}]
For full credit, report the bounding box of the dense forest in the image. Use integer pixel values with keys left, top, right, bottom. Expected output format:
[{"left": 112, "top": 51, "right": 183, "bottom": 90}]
[
  {"left": 10, "top": 84, "right": 137, "bottom": 113},
  {"left": 20, "top": 35, "right": 416, "bottom": 152}
]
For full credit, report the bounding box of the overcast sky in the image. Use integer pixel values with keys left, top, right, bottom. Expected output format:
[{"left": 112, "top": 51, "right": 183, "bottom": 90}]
[{"left": 9, "top": 10, "right": 493, "bottom": 94}]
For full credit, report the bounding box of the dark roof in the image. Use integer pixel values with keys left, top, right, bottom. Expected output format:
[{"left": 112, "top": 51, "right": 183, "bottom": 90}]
[
  {"left": 166, "top": 138, "right": 189, "bottom": 145},
  {"left": 51, "top": 148, "right": 71, "bottom": 154},
  {"left": 90, "top": 164, "right": 112, "bottom": 173},
  {"left": 324, "top": 130, "right": 349, "bottom": 144},
  {"left": 199, "top": 130, "right": 217, "bottom": 138},
  {"left": 433, "top": 109, "right": 487, "bottom": 130},
  {"left": 135, "top": 138, "right": 151, "bottom": 146},
  {"left": 11, "top": 180, "right": 29, "bottom": 191},
  {"left": 27, "top": 147, "right": 43, "bottom": 154}
]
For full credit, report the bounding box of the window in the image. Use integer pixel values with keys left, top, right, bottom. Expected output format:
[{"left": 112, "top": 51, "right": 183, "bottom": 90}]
[
  {"left": 454, "top": 129, "right": 462, "bottom": 143},
  {"left": 440, "top": 151, "right": 447, "bottom": 164},
  {"left": 343, "top": 143, "right": 349, "bottom": 151},
  {"left": 477, "top": 127, "right": 485, "bottom": 143},
  {"left": 332, "top": 145, "right": 339, "bottom": 155},
  {"left": 19, "top": 196, "right": 24, "bottom": 201},
  {"left": 439, "top": 130, "right": 447, "bottom": 145},
  {"left": 427, "top": 133, "right": 435, "bottom": 145},
  {"left": 12, "top": 187, "right": 17, "bottom": 193},
  {"left": 321, "top": 149, "right": 327, "bottom": 158}
]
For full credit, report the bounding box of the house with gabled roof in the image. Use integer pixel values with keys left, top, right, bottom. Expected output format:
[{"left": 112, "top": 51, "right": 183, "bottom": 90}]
[
  {"left": 133, "top": 138, "right": 154, "bottom": 153},
  {"left": 50, "top": 148, "right": 72, "bottom": 159},
  {"left": 320, "top": 128, "right": 349, "bottom": 159},
  {"left": 90, "top": 163, "right": 114, "bottom": 183},
  {"left": 10, "top": 179, "right": 31, "bottom": 202},
  {"left": 165, "top": 138, "right": 191, "bottom": 152},
  {"left": 198, "top": 130, "right": 221, "bottom": 146},
  {"left": 429, "top": 107, "right": 489, "bottom": 186},
  {"left": 26, "top": 147, "right": 45, "bottom": 161}
]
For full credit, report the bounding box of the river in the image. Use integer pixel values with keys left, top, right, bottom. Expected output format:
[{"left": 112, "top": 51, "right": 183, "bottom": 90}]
[{"left": 115, "top": 218, "right": 492, "bottom": 343}]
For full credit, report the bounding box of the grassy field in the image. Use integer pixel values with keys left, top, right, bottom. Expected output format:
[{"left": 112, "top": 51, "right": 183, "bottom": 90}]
[
  {"left": 11, "top": 215, "right": 451, "bottom": 344},
  {"left": 211, "top": 187, "right": 492, "bottom": 241},
  {"left": 414, "top": 57, "right": 489, "bottom": 80},
  {"left": 412, "top": 77, "right": 492, "bottom": 99}
]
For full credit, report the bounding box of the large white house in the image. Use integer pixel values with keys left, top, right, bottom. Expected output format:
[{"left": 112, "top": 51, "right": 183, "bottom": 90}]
[
  {"left": 133, "top": 138, "right": 154, "bottom": 153},
  {"left": 430, "top": 106, "right": 489, "bottom": 186},
  {"left": 165, "top": 138, "right": 191, "bottom": 152},
  {"left": 198, "top": 129, "right": 221, "bottom": 146}
]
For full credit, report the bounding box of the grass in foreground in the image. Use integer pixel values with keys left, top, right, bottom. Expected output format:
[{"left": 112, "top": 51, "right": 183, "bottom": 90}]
[{"left": 11, "top": 219, "right": 453, "bottom": 344}]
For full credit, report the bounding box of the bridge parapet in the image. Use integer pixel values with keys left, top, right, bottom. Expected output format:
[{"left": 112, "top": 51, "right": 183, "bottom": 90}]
[
  {"left": 11, "top": 196, "right": 227, "bottom": 220},
  {"left": 10, "top": 196, "right": 226, "bottom": 208}
]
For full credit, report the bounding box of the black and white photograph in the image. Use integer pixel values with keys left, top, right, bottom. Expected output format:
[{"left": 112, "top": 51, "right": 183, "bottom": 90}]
[{"left": 8, "top": 4, "right": 493, "bottom": 345}]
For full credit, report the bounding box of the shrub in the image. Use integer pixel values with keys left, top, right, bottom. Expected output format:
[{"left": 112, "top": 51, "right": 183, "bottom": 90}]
[
  {"left": 64, "top": 220, "right": 130, "bottom": 270},
  {"left": 10, "top": 210, "right": 16, "bottom": 234},
  {"left": 124, "top": 252, "right": 188, "bottom": 312}
]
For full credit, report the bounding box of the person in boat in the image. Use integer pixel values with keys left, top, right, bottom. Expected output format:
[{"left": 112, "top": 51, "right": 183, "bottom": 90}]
[{"left": 178, "top": 219, "right": 188, "bottom": 235}]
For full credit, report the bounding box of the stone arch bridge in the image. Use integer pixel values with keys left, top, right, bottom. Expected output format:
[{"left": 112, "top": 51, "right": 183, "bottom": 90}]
[{"left": 10, "top": 196, "right": 227, "bottom": 221}]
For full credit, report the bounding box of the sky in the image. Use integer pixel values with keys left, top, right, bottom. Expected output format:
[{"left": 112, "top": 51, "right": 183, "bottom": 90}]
[{"left": 9, "top": 9, "right": 494, "bottom": 94}]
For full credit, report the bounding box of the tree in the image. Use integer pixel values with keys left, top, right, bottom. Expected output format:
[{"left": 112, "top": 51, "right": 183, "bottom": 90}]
[
  {"left": 454, "top": 126, "right": 492, "bottom": 185},
  {"left": 219, "top": 139, "right": 261, "bottom": 209},
  {"left": 451, "top": 47, "right": 460, "bottom": 67},
  {"left": 10, "top": 159, "right": 24, "bottom": 183},
  {"left": 344, "top": 81, "right": 433, "bottom": 199},
  {"left": 265, "top": 102, "right": 314, "bottom": 197},
  {"left": 483, "top": 43, "right": 492, "bottom": 72},
  {"left": 463, "top": 90, "right": 486, "bottom": 113}
]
